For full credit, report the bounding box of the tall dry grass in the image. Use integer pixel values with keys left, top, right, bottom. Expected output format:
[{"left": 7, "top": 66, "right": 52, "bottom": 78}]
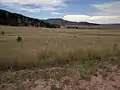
[
  {"left": 0, "top": 46, "right": 120, "bottom": 71},
  {"left": 0, "top": 26, "right": 120, "bottom": 72}
]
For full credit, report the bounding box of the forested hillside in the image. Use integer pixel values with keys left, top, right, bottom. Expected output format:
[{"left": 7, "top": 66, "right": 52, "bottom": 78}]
[{"left": 0, "top": 9, "right": 60, "bottom": 28}]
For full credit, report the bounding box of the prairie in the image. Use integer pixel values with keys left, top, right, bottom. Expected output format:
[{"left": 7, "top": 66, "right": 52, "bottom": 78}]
[{"left": 0, "top": 26, "right": 120, "bottom": 90}]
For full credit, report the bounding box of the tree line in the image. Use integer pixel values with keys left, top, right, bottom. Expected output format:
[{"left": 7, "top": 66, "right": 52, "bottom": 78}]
[{"left": 0, "top": 9, "right": 60, "bottom": 28}]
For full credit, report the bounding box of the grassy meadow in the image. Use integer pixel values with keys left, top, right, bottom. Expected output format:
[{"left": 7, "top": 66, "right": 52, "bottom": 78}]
[{"left": 0, "top": 26, "right": 120, "bottom": 76}]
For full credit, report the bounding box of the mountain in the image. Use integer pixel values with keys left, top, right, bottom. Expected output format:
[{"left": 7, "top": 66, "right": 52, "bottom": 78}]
[
  {"left": 0, "top": 9, "right": 60, "bottom": 28},
  {"left": 0, "top": 9, "right": 120, "bottom": 29},
  {"left": 45, "top": 18, "right": 99, "bottom": 26},
  {"left": 46, "top": 18, "right": 120, "bottom": 29},
  {"left": 45, "top": 18, "right": 68, "bottom": 26}
]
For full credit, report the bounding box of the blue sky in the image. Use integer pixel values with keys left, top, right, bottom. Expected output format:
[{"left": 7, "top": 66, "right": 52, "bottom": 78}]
[{"left": 0, "top": 0, "right": 120, "bottom": 23}]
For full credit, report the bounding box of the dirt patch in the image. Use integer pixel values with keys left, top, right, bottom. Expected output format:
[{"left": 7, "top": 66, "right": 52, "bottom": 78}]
[{"left": 1, "top": 65, "right": 120, "bottom": 90}]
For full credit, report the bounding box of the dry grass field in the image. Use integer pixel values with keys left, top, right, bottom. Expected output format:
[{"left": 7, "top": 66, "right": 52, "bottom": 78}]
[{"left": 0, "top": 26, "right": 120, "bottom": 90}]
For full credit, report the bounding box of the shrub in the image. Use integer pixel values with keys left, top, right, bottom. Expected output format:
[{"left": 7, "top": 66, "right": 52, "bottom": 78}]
[{"left": 16, "top": 36, "right": 22, "bottom": 42}]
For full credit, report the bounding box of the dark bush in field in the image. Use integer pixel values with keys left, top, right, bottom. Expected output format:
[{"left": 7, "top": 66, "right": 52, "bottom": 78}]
[{"left": 16, "top": 36, "right": 22, "bottom": 42}]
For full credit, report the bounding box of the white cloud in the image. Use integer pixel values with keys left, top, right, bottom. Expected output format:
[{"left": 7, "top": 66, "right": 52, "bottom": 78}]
[
  {"left": 21, "top": 6, "right": 60, "bottom": 12},
  {"left": 63, "top": 1, "right": 120, "bottom": 24},
  {"left": 51, "top": 12, "right": 63, "bottom": 15},
  {"left": 0, "top": 0, "right": 64, "bottom": 5},
  {"left": 92, "top": 1, "right": 120, "bottom": 15},
  {"left": 0, "top": 0, "right": 66, "bottom": 12},
  {"left": 63, "top": 15, "right": 120, "bottom": 24},
  {"left": 63, "top": 15, "right": 90, "bottom": 22}
]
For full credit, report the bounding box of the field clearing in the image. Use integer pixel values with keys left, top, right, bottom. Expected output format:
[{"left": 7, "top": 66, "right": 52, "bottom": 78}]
[
  {"left": 1, "top": 26, "right": 120, "bottom": 89},
  {"left": 0, "top": 26, "right": 120, "bottom": 69},
  {"left": 0, "top": 27, "right": 120, "bottom": 56}
]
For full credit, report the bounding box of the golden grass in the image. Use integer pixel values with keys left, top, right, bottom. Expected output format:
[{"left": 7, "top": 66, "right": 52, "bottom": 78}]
[{"left": 0, "top": 26, "right": 120, "bottom": 71}]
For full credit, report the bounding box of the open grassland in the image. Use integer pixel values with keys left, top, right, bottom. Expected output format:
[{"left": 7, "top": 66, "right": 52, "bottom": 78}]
[
  {"left": 0, "top": 26, "right": 120, "bottom": 70},
  {"left": 0, "top": 26, "right": 120, "bottom": 90}
]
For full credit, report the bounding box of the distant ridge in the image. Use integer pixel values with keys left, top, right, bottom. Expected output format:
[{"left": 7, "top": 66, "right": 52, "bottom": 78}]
[
  {"left": 45, "top": 18, "right": 99, "bottom": 26},
  {"left": 45, "top": 18, "right": 120, "bottom": 29}
]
